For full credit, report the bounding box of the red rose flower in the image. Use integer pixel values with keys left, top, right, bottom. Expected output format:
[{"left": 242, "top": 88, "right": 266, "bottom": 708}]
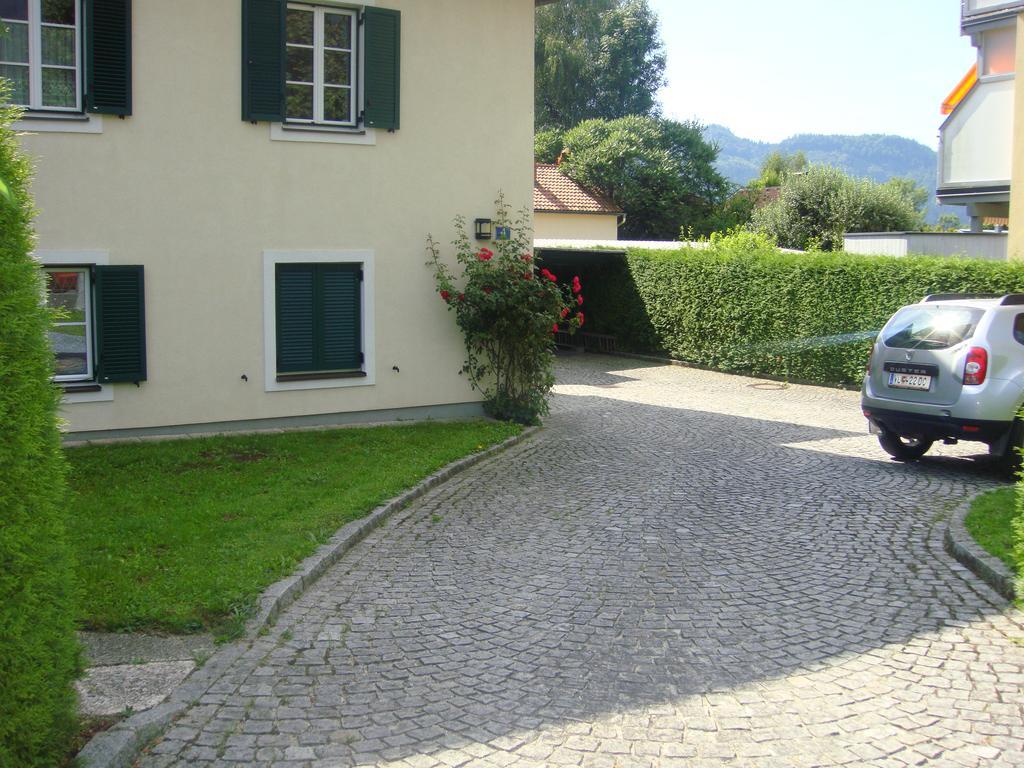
[
  {"left": 521, "top": 253, "right": 532, "bottom": 262},
  {"left": 572, "top": 276, "right": 582, "bottom": 294},
  {"left": 483, "top": 286, "right": 493, "bottom": 294},
  {"left": 540, "top": 268, "right": 557, "bottom": 282},
  {"left": 440, "top": 290, "right": 450, "bottom": 302},
  {"left": 478, "top": 248, "right": 494, "bottom": 261},
  {"left": 577, "top": 312, "right": 585, "bottom": 327},
  {"left": 523, "top": 271, "right": 533, "bottom": 280},
  {"left": 560, "top": 307, "right": 570, "bottom": 319},
  {"left": 458, "top": 293, "right": 465, "bottom": 302},
  {"left": 552, "top": 324, "right": 559, "bottom": 333},
  {"left": 577, "top": 294, "right": 584, "bottom": 306}
]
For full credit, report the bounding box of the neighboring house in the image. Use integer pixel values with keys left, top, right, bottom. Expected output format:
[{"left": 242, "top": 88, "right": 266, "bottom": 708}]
[
  {"left": 6, "top": 0, "right": 551, "bottom": 439},
  {"left": 937, "top": 0, "right": 1024, "bottom": 258},
  {"left": 533, "top": 163, "right": 624, "bottom": 241}
]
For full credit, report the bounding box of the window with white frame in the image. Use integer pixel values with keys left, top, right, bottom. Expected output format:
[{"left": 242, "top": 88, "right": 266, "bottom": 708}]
[
  {"left": 285, "top": 4, "right": 357, "bottom": 126},
  {"left": 44, "top": 267, "right": 93, "bottom": 381},
  {"left": 0, "top": 0, "right": 81, "bottom": 111}
]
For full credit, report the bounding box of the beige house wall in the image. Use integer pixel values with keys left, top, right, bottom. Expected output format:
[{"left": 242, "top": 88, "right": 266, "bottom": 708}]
[
  {"left": 533, "top": 212, "right": 620, "bottom": 241},
  {"left": 19, "top": 0, "right": 535, "bottom": 435},
  {"left": 1010, "top": 12, "right": 1024, "bottom": 259}
]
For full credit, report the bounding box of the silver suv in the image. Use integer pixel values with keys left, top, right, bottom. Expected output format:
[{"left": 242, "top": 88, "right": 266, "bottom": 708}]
[{"left": 861, "top": 294, "right": 1024, "bottom": 467}]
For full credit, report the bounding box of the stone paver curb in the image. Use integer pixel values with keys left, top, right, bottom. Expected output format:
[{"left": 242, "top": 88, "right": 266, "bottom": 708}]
[
  {"left": 75, "top": 425, "right": 538, "bottom": 768},
  {"left": 944, "top": 493, "right": 1018, "bottom": 602}
]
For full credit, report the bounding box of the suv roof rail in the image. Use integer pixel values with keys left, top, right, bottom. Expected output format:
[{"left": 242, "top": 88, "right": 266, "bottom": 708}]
[
  {"left": 1000, "top": 294, "right": 1024, "bottom": 306},
  {"left": 922, "top": 293, "right": 999, "bottom": 302}
]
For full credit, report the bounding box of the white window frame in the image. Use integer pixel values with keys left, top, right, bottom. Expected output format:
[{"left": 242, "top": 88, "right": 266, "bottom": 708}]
[
  {"left": 35, "top": 250, "right": 113, "bottom": 404},
  {"left": 285, "top": 3, "right": 358, "bottom": 128},
  {"left": 263, "top": 250, "right": 375, "bottom": 392},
  {"left": 44, "top": 265, "right": 93, "bottom": 382},
  {"left": 0, "top": 0, "right": 82, "bottom": 113}
]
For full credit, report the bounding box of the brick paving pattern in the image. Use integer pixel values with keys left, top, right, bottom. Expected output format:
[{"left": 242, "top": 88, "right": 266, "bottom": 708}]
[{"left": 138, "top": 355, "right": 1024, "bottom": 767}]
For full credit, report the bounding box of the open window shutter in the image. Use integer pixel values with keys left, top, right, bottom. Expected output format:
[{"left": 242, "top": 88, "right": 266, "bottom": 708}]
[
  {"left": 363, "top": 7, "right": 400, "bottom": 130},
  {"left": 242, "top": 0, "right": 285, "bottom": 122},
  {"left": 276, "top": 264, "right": 316, "bottom": 374},
  {"left": 319, "top": 265, "right": 362, "bottom": 371},
  {"left": 85, "top": 0, "right": 132, "bottom": 115},
  {"left": 95, "top": 266, "right": 146, "bottom": 383}
]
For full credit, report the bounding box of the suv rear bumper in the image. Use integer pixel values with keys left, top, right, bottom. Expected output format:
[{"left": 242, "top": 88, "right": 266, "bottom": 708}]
[{"left": 863, "top": 406, "right": 1011, "bottom": 444}]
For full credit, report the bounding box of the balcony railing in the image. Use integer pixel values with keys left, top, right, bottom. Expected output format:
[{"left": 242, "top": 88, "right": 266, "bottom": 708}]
[
  {"left": 963, "top": 0, "right": 1024, "bottom": 21},
  {"left": 939, "top": 77, "right": 1015, "bottom": 194}
]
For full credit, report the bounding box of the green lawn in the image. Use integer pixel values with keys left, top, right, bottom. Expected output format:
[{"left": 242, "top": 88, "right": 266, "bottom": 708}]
[
  {"left": 65, "top": 421, "right": 520, "bottom": 639},
  {"left": 964, "top": 487, "right": 1018, "bottom": 574}
]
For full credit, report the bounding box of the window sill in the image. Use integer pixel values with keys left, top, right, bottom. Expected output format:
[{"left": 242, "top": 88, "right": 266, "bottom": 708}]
[
  {"left": 61, "top": 383, "right": 103, "bottom": 393},
  {"left": 58, "top": 382, "right": 113, "bottom": 404},
  {"left": 15, "top": 111, "right": 104, "bottom": 134},
  {"left": 276, "top": 370, "right": 367, "bottom": 383},
  {"left": 270, "top": 121, "right": 376, "bottom": 146}
]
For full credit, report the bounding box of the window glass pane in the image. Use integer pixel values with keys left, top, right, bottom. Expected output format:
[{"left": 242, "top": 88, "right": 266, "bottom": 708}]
[
  {"left": 50, "top": 328, "right": 88, "bottom": 376},
  {"left": 0, "top": 20, "right": 28, "bottom": 62},
  {"left": 323, "top": 86, "right": 350, "bottom": 123},
  {"left": 46, "top": 270, "right": 85, "bottom": 311},
  {"left": 286, "top": 45, "right": 313, "bottom": 83},
  {"left": 286, "top": 8, "right": 312, "bottom": 45},
  {"left": 0, "top": 0, "right": 28, "bottom": 21},
  {"left": 0, "top": 63, "right": 28, "bottom": 103},
  {"left": 882, "top": 307, "right": 983, "bottom": 350},
  {"left": 323, "top": 50, "right": 350, "bottom": 86},
  {"left": 41, "top": 0, "right": 74, "bottom": 24},
  {"left": 324, "top": 12, "right": 351, "bottom": 50},
  {"left": 41, "top": 66, "right": 75, "bottom": 107},
  {"left": 286, "top": 83, "right": 313, "bottom": 120},
  {"left": 41, "top": 25, "right": 75, "bottom": 66}
]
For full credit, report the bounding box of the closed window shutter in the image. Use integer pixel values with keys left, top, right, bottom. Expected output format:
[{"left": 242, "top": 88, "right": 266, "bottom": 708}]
[
  {"left": 85, "top": 0, "right": 132, "bottom": 115},
  {"left": 242, "top": 0, "right": 285, "bottom": 122},
  {"left": 363, "top": 7, "right": 400, "bottom": 130},
  {"left": 276, "top": 265, "right": 317, "bottom": 374},
  {"left": 319, "top": 265, "right": 361, "bottom": 370},
  {"left": 95, "top": 265, "right": 146, "bottom": 383}
]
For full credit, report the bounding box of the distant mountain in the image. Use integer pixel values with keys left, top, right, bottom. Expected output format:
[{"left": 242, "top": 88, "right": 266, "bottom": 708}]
[{"left": 704, "top": 125, "right": 959, "bottom": 225}]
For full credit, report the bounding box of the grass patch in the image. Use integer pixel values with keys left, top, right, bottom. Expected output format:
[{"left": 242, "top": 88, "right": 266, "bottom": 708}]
[
  {"left": 964, "top": 487, "right": 1018, "bottom": 573},
  {"left": 66, "top": 421, "right": 520, "bottom": 639}
]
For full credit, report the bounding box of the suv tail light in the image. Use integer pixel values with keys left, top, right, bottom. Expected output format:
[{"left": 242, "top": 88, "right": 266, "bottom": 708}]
[{"left": 964, "top": 347, "right": 988, "bottom": 385}]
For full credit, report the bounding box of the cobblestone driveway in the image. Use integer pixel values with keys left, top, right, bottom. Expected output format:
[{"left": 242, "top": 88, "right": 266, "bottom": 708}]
[{"left": 139, "top": 355, "right": 1024, "bottom": 767}]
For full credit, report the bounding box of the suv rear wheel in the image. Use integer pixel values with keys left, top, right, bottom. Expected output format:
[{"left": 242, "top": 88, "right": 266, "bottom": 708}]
[
  {"left": 996, "top": 418, "right": 1024, "bottom": 475},
  {"left": 878, "top": 430, "right": 933, "bottom": 462}
]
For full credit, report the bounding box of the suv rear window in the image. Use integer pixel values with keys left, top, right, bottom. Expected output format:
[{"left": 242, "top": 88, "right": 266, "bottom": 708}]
[{"left": 882, "top": 306, "right": 984, "bottom": 350}]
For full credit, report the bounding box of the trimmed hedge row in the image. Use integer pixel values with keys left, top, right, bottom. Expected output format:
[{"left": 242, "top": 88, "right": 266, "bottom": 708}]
[
  {"left": 0, "top": 97, "right": 80, "bottom": 766},
  {"left": 583, "top": 232, "right": 1024, "bottom": 386}
]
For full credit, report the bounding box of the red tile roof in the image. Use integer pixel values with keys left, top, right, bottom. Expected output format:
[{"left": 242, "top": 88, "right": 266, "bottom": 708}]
[{"left": 534, "top": 164, "right": 623, "bottom": 215}]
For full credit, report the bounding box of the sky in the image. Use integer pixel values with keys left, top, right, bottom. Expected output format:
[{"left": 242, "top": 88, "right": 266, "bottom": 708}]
[{"left": 647, "top": 0, "right": 978, "bottom": 150}]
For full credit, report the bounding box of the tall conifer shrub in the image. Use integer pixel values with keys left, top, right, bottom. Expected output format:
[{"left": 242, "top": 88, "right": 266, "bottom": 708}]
[{"left": 0, "top": 90, "right": 80, "bottom": 768}]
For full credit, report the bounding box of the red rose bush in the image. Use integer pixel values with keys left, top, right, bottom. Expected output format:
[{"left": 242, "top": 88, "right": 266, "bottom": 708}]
[{"left": 427, "top": 194, "right": 582, "bottom": 424}]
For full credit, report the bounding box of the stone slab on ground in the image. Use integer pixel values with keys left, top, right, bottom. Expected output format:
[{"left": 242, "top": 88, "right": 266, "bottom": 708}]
[
  {"left": 77, "top": 662, "right": 196, "bottom": 717},
  {"left": 77, "top": 632, "right": 216, "bottom": 717}
]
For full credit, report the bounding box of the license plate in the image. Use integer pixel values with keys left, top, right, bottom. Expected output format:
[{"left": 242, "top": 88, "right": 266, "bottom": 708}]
[{"left": 888, "top": 372, "right": 931, "bottom": 390}]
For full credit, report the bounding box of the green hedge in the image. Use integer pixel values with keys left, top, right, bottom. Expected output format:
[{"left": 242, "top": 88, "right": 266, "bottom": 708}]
[
  {"left": 0, "top": 98, "right": 80, "bottom": 766},
  {"left": 584, "top": 231, "right": 1024, "bottom": 386}
]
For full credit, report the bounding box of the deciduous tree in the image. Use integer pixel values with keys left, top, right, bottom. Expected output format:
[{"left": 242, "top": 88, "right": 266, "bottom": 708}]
[{"left": 535, "top": 0, "right": 666, "bottom": 130}]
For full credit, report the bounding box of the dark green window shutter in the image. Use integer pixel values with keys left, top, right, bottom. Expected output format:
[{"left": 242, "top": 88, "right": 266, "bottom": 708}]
[
  {"left": 363, "top": 7, "right": 400, "bottom": 130},
  {"left": 276, "top": 264, "right": 317, "bottom": 374},
  {"left": 242, "top": 0, "right": 285, "bottom": 122},
  {"left": 94, "top": 265, "right": 146, "bottom": 383},
  {"left": 85, "top": 0, "right": 132, "bottom": 115},
  {"left": 276, "top": 264, "right": 362, "bottom": 374},
  {"left": 319, "top": 265, "right": 361, "bottom": 371}
]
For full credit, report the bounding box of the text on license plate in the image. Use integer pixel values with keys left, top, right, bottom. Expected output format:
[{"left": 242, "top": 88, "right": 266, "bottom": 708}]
[{"left": 888, "top": 372, "right": 931, "bottom": 390}]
